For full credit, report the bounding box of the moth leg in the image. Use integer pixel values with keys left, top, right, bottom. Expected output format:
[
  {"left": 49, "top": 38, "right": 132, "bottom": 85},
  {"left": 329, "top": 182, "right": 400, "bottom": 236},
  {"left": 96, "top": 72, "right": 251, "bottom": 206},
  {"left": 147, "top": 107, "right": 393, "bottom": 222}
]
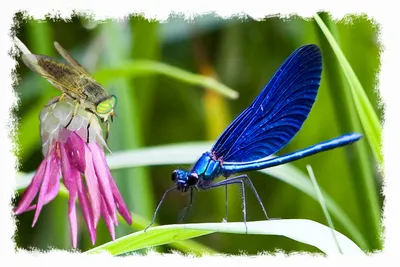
[
  {"left": 44, "top": 93, "right": 65, "bottom": 107},
  {"left": 84, "top": 108, "right": 110, "bottom": 143},
  {"left": 44, "top": 97, "right": 60, "bottom": 107},
  {"left": 105, "top": 120, "right": 110, "bottom": 143},
  {"left": 65, "top": 100, "right": 80, "bottom": 128},
  {"left": 84, "top": 108, "right": 99, "bottom": 143},
  {"left": 86, "top": 112, "right": 96, "bottom": 143},
  {"left": 59, "top": 93, "right": 66, "bottom": 101},
  {"left": 45, "top": 92, "right": 75, "bottom": 108}
]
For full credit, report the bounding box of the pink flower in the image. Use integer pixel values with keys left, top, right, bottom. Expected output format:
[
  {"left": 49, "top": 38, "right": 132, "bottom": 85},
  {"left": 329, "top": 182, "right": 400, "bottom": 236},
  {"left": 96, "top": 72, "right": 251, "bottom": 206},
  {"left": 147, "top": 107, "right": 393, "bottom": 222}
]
[{"left": 15, "top": 98, "right": 132, "bottom": 248}]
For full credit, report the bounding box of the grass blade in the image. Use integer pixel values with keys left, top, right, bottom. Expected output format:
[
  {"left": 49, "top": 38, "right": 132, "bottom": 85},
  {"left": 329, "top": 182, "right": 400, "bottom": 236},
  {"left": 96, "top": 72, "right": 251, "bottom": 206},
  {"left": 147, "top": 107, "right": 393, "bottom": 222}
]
[
  {"left": 85, "top": 219, "right": 364, "bottom": 256},
  {"left": 307, "top": 165, "right": 342, "bottom": 254},
  {"left": 313, "top": 13, "right": 382, "bottom": 166},
  {"left": 93, "top": 60, "right": 239, "bottom": 99}
]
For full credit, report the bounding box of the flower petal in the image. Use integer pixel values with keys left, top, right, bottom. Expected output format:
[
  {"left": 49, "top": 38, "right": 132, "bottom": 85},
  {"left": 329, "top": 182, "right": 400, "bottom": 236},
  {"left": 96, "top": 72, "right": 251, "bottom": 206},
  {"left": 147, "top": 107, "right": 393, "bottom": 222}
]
[
  {"left": 100, "top": 197, "right": 115, "bottom": 240},
  {"left": 23, "top": 173, "right": 60, "bottom": 212},
  {"left": 68, "top": 190, "right": 78, "bottom": 248},
  {"left": 83, "top": 145, "right": 101, "bottom": 226},
  {"left": 88, "top": 142, "right": 117, "bottom": 225},
  {"left": 21, "top": 146, "right": 62, "bottom": 213},
  {"left": 32, "top": 151, "right": 60, "bottom": 226},
  {"left": 57, "top": 127, "right": 71, "bottom": 144},
  {"left": 40, "top": 129, "right": 51, "bottom": 155},
  {"left": 53, "top": 100, "right": 73, "bottom": 125},
  {"left": 86, "top": 116, "right": 100, "bottom": 144},
  {"left": 45, "top": 153, "right": 61, "bottom": 199},
  {"left": 66, "top": 113, "right": 84, "bottom": 131},
  {"left": 59, "top": 143, "right": 77, "bottom": 192},
  {"left": 65, "top": 132, "right": 86, "bottom": 172},
  {"left": 77, "top": 176, "right": 96, "bottom": 245},
  {"left": 94, "top": 143, "right": 132, "bottom": 225},
  {"left": 43, "top": 112, "right": 61, "bottom": 136},
  {"left": 14, "top": 159, "right": 47, "bottom": 214},
  {"left": 60, "top": 142, "right": 80, "bottom": 248},
  {"left": 108, "top": 170, "right": 132, "bottom": 225}
]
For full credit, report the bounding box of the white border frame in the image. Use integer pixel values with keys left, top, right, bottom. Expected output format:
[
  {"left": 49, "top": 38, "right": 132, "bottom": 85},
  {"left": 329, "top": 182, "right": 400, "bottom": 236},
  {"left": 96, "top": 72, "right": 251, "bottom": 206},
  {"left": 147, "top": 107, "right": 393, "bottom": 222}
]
[{"left": 2, "top": 0, "right": 396, "bottom": 264}]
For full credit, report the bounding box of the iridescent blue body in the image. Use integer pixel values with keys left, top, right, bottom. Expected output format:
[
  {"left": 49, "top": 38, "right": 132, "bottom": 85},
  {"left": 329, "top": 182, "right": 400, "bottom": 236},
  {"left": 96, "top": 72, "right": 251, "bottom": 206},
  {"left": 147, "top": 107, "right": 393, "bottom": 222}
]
[
  {"left": 146, "top": 44, "right": 362, "bottom": 231},
  {"left": 175, "top": 132, "right": 361, "bottom": 191}
]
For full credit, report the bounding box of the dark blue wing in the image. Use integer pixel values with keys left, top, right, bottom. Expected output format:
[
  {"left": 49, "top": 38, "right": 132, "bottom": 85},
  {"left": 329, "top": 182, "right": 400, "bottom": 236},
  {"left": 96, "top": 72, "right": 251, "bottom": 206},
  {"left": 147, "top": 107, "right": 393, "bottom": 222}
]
[{"left": 211, "top": 44, "right": 322, "bottom": 162}]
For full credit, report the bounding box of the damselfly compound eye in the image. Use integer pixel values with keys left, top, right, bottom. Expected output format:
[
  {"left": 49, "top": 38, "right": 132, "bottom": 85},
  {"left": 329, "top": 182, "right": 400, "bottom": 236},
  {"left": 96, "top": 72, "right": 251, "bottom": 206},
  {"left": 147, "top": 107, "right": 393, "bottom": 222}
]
[{"left": 187, "top": 173, "right": 199, "bottom": 186}]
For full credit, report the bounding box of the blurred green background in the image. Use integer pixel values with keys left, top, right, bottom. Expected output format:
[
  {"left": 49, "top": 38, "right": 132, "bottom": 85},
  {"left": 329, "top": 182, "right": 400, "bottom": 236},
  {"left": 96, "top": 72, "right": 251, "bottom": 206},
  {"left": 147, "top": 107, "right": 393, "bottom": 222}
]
[{"left": 13, "top": 13, "right": 382, "bottom": 254}]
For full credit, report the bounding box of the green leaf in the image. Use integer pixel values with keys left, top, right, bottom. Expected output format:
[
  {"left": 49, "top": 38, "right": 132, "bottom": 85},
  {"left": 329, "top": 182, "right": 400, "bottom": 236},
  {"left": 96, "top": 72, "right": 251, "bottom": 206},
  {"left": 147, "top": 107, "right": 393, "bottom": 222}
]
[
  {"left": 313, "top": 13, "right": 383, "bottom": 166},
  {"left": 93, "top": 60, "right": 239, "bottom": 99},
  {"left": 86, "top": 219, "right": 364, "bottom": 256},
  {"left": 125, "top": 213, "right": 217, "bottom": 255},
  {"left": 307, "top": 165, "right": 343, "bottom": 253}
]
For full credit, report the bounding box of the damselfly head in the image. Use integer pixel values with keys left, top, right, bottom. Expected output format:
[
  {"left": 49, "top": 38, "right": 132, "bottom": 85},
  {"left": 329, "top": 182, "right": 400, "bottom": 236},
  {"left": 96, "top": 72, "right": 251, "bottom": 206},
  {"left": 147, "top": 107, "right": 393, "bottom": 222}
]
[
  {"left": 171, "top": 169, "right": 186, "bottom": 183},
  {"left": 172, "top": 170, "right": 199, "bottom": 192}
]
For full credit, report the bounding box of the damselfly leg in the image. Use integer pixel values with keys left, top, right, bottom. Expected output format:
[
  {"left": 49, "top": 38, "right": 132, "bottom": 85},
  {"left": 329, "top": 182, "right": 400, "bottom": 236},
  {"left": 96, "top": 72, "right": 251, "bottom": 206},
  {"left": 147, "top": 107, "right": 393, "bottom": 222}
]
[
  {"left": 179, "top": 187, "right": 194, "bottom": 223},
  {"left": 201, "top": 174, "right": 271, "bottom": 233},
  {"left": 145, "top": 186, "right": 176, "bottom": 232}
]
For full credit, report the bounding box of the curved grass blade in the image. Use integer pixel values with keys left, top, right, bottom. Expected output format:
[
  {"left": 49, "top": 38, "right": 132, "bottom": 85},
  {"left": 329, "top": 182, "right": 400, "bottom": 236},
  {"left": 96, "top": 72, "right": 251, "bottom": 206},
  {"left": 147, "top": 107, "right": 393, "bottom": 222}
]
[
  {"left": 127, "top": 212, "right": 217, "bottom": 255},
  {"left": 85, "top": 219, "right": 364, "bottom": 256},
  {"left": 45, "top": 186, "right": 216, "bottom": 254},
  {"left": 15, "top": 141, "right": 367, "bottom": 250},
  {"left": 307, "top": 165, "right": 342, "bottom": 254},
  {"left": 313, "top": 13, "right": 382, "bottom": 166},
  {"left": 93, "top": 60, "right": 238, "bottom": 99}
]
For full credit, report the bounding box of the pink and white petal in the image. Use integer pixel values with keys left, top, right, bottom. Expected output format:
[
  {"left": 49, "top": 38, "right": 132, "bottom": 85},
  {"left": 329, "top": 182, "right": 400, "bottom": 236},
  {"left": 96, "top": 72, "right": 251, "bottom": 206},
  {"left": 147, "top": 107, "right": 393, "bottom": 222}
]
[
  {"left": 77, "top": 176, "right": 96, "bottom": 245},
  {"left": 32, "top": 152, "right": 60, "bottom": 226},
  {"left": 107, "top": 171, "right": 132, "bottom": 225},
  {"left": 60, "top": 142, "right": 81, "bottom": 248},
  {"left": 22, "top": 161, "right": 60, "bottom": 213},
  {"left": 65, "top": 132, "right": 86, "bottom": 172},
  {"left": 23, "top": 174, "right": 60, "bottom": 212},
  {"left": 94, "top": 144, "right": 132, "bottom": 225},
  {"left": 68, "top": 190, "right": 78, "bottom": 248},
  {"left": 57, "top": 127, "right": 72, "bottom": 144},
  {"left": 59, "top": 143, "right": 77, "bottom": 192},
  {"left": 83, "top": 145, "right": 101, "bottom": 226},
  {"left": 43, "top": 153, "right": 61, "bottom": 200},
  {"left": 100, "top": 197, "right": 115, "bottom": 240},
  {"left": 14, "top": 159, "right": 47, "bottom": 214},
  {"left": 88, "top": 142, "right": 117, "bottom": 224}
]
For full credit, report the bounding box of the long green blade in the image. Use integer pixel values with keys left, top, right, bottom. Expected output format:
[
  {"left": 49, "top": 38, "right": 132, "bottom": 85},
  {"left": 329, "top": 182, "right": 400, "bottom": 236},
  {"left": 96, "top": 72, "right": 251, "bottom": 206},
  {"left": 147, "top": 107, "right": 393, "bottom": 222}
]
[
  {"left": 86, "top": 219, "right": 364, "bottom": 256},
  {"left": 313, "top": 13, "right": 382, "bottom": 166}
]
